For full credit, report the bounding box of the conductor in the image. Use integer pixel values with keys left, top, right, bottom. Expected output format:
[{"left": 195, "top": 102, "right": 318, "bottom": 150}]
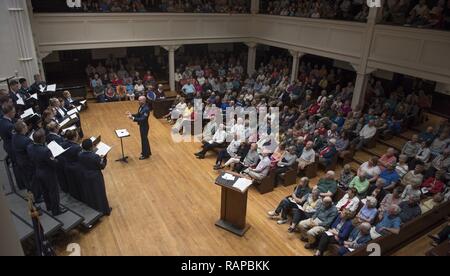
[{"left": 126, "top": 96, "right": 152, "bottom": 160}]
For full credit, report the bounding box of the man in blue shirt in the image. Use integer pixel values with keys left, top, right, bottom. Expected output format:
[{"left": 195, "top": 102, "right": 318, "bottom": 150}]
[
  {"left": 378, "top": 164, "right": 400, "bottom": 190},
  {"left": 371, "top": 205, "right": 401, "bottom": 239},
  {"left": 182, "top": 80, "right": 195, "bottom": 96}
]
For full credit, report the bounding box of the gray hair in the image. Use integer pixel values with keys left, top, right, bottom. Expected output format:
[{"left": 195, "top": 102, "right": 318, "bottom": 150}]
[
  {"left": 390, "top": 204, "right": 401, "bottom": 214},
  {"left": 360, "top": 222, "right": 371, "bottom": 232},
  {"left": 326, "top": 171, "right": 336, "bottom": 177},
  {"left": 366, "top": 196, "right": 378, "bottom": 207}
]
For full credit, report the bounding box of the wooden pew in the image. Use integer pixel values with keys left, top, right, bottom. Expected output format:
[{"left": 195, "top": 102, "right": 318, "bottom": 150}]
[
  {"left": 318, "top": 154, "right": 338, "bottom": 171},
  {"left": 299, "top": 162, "right": 318, "bottom": 179},
  {"left": 365, "top": 132, "right": 379, "bottom": 149},
  {"left": 347, "top": 200, "right": 450, "bottom": 256},
  {"left": 152, "top": 97, "right": 176, "bottom": 119},
  {"left": 280, "top": 162, "right": 298, "bottom": 187},
  {"left": 426, "top": 240, "right": 450, "bottom": 256},
  {"left": 254, "top": 169, "right": 276, "bottom": 194}
]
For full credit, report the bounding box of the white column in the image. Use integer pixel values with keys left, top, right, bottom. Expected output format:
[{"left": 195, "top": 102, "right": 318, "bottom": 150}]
[
  {"left": 350, "top": 6, "right": 381, "bottom": 109},
  {"left": 251, "top": 0, "right": 260, "bottom": 14},
  {"left": 289, "top": 50, "right": 304, "bottom": 83},
  {"left": 162, "top": 45, "right": 181, "bottom": 92},
  {"left": 7, "top": 0, "right": 39, "bottom": 82},
  {"left": 352, "top": 72, "right": 369, "bottom": 110},
  {"left": 245, "top": 42, "right": 257, "bottom": 77},
  {"left": 0, "top": 190, "right": 23, "bottom": 256}
]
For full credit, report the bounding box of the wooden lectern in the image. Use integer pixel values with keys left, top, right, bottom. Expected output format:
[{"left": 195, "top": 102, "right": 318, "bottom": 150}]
[{"left": 215, "top": 172, "right": 251, "bottom": 236}]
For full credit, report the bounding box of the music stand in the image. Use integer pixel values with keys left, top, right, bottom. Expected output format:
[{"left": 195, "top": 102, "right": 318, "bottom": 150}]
[{"left": 115, "top": 129, "right": 130, "bottom": 163}]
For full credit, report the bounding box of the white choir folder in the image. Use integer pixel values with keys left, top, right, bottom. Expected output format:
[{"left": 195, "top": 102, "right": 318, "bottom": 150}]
[
  {"left": 95, "top": 142, "right": 112, "bottom": 157},
  {"left": 20, "top": 108, "right": 34, "bottom": 119},
  {"left": 90, "top": 136, "right": 112, "bottom": 156},
  {"left": 47, "top": 141, "right": 67, "bottom": 158}
]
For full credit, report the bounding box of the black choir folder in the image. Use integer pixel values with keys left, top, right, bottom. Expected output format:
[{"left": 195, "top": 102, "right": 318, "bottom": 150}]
[{"left": 215, "top": 172, "right": 252, "bottom": 236}]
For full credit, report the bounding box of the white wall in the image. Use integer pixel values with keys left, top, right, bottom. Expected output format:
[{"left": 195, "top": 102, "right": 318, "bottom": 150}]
[
  {"left": 17, "top": 12, "right": 450, "bottom": 86},
  {"left": 0, "top": 2, "right": 23, "bottom": 82},
  {"left": 0, "top": 0, "right": 39, "bottom": 85}
]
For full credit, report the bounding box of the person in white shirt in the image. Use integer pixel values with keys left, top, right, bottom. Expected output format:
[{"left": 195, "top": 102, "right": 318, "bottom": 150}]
[
  {"left": 358, "top": 157, "right": 381, "bottom": 183},
  {"left": 195, "top": 124, "right": 226, "bottom": 159},
  {"left": 167, "top": 98, "right": 187, "bottom": 123},
  {"left": 134, "top": 80, "right": 145, "bottom": 97},
  {"left": 297, "top": 141, "right": 316, "bottom": 171},
  {"left": 197, "top": 76, "right": 206, "bottom": 86},
  {"left": 172, "top": 101, "right": 193, "bottom": 134},
  {"left": 352, "top": 120, "right": 377, "bottom": 150},
  {"left": 242, "top": 150, "right": 272, "bottom": 181},
  {"left": 395, "top": 154, "right": 410, "bottom": 178},
  {"left": 335, "top": 188, "right": 360, "bottom": 214}
]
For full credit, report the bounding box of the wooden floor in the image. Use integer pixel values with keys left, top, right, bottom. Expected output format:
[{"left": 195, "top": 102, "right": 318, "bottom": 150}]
[
  {"left": 54, "top": 101, "right": 318, "bottom": 256},
  {"left": 393, "top": 223, "right": 447, "bottom": 256},
  {"left": 52, "top": 101, "right": 434, "bottom": 256}
]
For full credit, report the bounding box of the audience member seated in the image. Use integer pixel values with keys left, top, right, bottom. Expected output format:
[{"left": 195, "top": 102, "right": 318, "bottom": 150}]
[
  {"left": 425, "top": 148, "right": 450, "bottom": 178},
  {"left": 420, "top": 193, "right": 445, "bottom": 213},
  {"left": 337, "top": 222, "right": 372, "bottom": 256},
  {"left": 229, "top": 143, "right": 260, "bottom": 173},
  {"left": 351, "top": 120, "right": 377, "bottom": 150},
  {"left": 421, "top": 170, "right": 446, "bottom": 195},
  {"left": 400, "top": 182, "right": 422, "bottom": 201},
  {"left": 378, "top": 148, "right": 398, "bottom": 171},
  {"left": 297, "top": 141, "right": 316, "bottom": 172},
  {"left": 396, "top": 154, "right": 410, "bottom": 178},
  {"left": 337, "top": 164, "right": 355, "bottom": 190},
  {"left": 358, "top": 157, "right": 381, "bottom": 183},
  {"left": 419, "top": 126, "right": 436, "bottom": 143},
  {"left": 313, "top": 210, "right": 355, "bottom": 256},
  {"left": 317, "top": 138, "right": 337, "bottom": 168},
  {"left": 335, "top": 188, "right": 360, "bottom": 214},
  {"left": 241, "top": 150, "right": 272, "bottom": 181},
  {"left": 299, "top": 197, "right": 338, "bottom": 249},
  {"left": 378, "top": 187, "right": 403, "bottom": 218},
  {"left": 354, "top": 196, "right": 378, "bottom": 225},
  {"left": 348, "top": 173, "right": 370, "bottom": 197},
  {"left": 316, "top": 171, "right": 338, "bottom": 198},
  {"left": 213, "top": 133, "right": 242, "bottom": 170},
  {"left": 402, "top": 134, "right": 420, "bottom": 161},
  {"left": 378, "top": 164, "right": 401, "bottom": 190},
  {"left": 268, "top": 177, "right": 311, "bottom": 225},
  {"left": 370, "top": 204, "right": 402, "bottom": 239},
  {"left": 410, "top": 140, "right": 432, "bottom": 169},
  {"left": 194, "top": 124, "right": 226, "bottom": 159},
  {"left": 364, "top": 178, "right": 388, "bottom": 208},
  {"left": 172, "top": 101, "right": 194, "bottom": 133},
  {"left": 273, "top": 146, "right": 297, "bottom": 185},
  {"left": 398, "top": 195, "right": 422, "bottom": 223},
  {"left": 430, "top": 133, "right": 450, "bottom": 157},
  {"left": 287, "top": 188, "right": 322, "bottom": 232}
]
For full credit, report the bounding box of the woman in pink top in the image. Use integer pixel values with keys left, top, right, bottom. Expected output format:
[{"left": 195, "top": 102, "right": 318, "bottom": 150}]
[{"left": 378, "top": 148, "right": 397, "bottom": 171}]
